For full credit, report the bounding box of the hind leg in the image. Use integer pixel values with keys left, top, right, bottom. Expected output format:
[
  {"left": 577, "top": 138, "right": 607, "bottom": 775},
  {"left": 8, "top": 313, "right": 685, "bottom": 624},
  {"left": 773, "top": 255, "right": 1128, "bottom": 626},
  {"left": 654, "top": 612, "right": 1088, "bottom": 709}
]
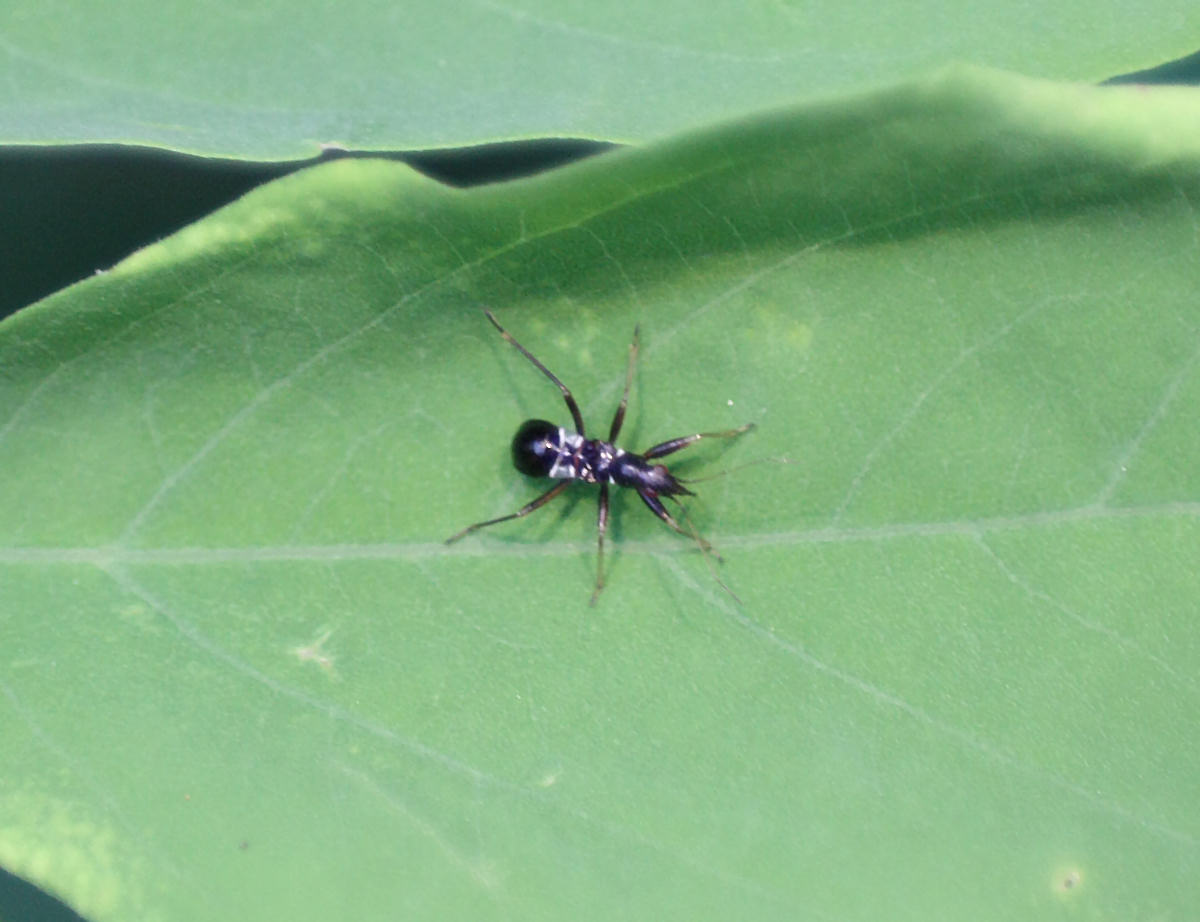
[{"left": 642, "top": 422, "right": 755, "bottom": 460}]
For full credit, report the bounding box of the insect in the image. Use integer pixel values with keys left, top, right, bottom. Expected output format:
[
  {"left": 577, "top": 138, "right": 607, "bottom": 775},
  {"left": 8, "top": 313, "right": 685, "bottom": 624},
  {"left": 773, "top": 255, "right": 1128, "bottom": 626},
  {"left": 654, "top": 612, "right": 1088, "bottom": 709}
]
[{"left": 446, "top": 310, "right": 754, "bottom": 604}]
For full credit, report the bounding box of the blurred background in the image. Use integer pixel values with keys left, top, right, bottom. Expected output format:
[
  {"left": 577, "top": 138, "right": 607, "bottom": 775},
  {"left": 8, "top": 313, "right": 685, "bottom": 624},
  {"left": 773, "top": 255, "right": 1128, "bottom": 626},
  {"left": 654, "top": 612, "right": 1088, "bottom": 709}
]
[{"left": 2, "top": 51, "right": 1197, "bottom": 325}]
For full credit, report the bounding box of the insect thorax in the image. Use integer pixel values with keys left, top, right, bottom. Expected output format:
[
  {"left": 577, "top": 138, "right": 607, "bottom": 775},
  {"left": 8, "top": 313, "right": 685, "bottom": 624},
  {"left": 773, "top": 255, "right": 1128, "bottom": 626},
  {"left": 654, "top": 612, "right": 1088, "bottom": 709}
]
[{"left": 548, "top": 429, "right": 627, "bottom": 483}]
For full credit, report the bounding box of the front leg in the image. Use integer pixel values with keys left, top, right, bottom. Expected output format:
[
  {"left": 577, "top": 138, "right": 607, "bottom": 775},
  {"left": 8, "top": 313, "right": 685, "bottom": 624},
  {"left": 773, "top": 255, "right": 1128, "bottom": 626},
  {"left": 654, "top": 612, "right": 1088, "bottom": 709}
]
[{"left": 445, "top": 481, "right": 570, "bottom": 544}]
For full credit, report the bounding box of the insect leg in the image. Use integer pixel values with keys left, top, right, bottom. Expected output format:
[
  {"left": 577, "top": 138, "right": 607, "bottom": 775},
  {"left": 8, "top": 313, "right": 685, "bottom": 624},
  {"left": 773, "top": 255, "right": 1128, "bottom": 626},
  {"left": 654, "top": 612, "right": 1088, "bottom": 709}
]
[
  {"left": 484, "top": 309, "right": 586, "bottom": 435},
  {"left": 642, "top": 422, "right": 755, "bottom": 460},
  {"left": 445, "top": 481, "right": 570, "bottom": 544},
  {"left": 640, "top": 491, "right": 744, "bottom": 604},
  {"left": 637, "top": 490, "right": 719, "bottom": 560},
  {"left": 608, "top": 325, "right": 640, "bottom": 442},
  {"left": 590, "top": 483, "right": 611, "bottom": 606}
]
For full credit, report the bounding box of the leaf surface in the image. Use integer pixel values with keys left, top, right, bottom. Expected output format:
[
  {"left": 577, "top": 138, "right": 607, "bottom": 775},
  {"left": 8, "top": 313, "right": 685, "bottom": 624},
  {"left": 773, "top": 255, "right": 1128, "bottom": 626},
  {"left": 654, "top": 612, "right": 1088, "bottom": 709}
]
[
  {"left": 1, "top": 67, "right": 1198, "bottom": 920},
  {"left": 1, "top": 1, "right": 1197, "bottom": 153}
]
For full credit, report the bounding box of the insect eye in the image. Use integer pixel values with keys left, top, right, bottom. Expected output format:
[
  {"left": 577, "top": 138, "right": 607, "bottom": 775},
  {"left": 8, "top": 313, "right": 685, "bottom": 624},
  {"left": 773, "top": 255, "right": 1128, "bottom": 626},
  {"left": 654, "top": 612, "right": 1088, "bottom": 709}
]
[{"left": 511, "top": 419, "right": 559, "bottom": 477}]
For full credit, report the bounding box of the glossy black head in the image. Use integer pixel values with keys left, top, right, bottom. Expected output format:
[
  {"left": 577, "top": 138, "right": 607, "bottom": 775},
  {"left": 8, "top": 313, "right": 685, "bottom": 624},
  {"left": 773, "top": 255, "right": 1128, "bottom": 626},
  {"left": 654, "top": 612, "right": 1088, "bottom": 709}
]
[{"left": 511, "top": 419, "right": 561, "bottom": 477}]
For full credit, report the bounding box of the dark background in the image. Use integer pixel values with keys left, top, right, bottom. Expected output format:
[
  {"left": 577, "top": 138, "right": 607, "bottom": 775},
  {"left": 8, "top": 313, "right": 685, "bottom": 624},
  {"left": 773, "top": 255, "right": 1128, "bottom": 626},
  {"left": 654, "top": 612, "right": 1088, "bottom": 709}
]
[{"left": 0, "top": 139, "right": 612, "bottom": 322}]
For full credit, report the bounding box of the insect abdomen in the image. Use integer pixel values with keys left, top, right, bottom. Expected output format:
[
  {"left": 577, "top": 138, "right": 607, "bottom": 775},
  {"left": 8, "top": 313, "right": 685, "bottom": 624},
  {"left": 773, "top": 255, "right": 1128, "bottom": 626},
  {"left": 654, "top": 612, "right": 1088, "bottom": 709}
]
[{"left": 609, "top": 453, "right": 690, "bottom": 495}]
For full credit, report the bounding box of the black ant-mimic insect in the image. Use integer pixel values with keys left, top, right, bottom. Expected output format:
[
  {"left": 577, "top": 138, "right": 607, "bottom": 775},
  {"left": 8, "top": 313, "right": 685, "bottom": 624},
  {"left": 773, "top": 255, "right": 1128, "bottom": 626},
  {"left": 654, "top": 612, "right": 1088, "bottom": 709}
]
[{"left": 446, "top": 310, "right": 754, "bottom": 604}]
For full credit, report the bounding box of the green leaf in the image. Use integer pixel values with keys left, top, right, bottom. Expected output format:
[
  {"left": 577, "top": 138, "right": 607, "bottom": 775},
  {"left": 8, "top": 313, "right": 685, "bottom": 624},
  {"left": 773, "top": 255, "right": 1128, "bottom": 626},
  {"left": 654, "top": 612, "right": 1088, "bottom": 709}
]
[
  {"left": 2, "top": 66, "right": 1198, "bottom": 920},
  {"left": 1, "top": 1, "right": 1197, "bottom": 154}
]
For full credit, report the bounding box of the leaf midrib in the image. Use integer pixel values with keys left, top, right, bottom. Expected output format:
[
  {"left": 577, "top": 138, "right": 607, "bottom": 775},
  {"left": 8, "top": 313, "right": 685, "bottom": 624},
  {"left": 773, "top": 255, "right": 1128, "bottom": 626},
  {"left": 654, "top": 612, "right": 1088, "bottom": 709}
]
[{"left": 2, "top": 499, "right": 1197, "bottom": 564}]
